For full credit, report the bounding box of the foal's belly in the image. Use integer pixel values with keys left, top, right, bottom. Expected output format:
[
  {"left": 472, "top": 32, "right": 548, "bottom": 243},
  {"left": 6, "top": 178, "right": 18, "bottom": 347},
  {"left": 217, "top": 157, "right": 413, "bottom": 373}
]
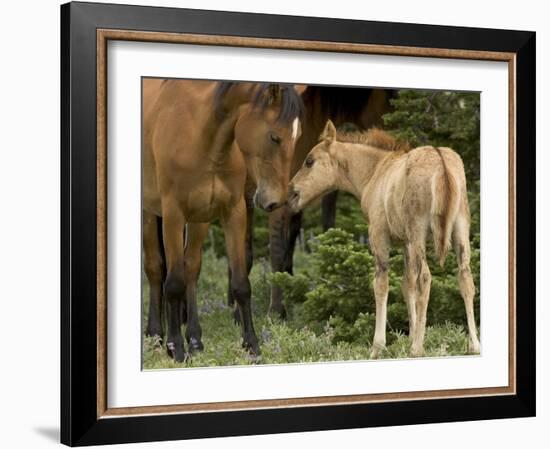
[{"left": 382, "top": 168, "right": 408, "bottom": 240}]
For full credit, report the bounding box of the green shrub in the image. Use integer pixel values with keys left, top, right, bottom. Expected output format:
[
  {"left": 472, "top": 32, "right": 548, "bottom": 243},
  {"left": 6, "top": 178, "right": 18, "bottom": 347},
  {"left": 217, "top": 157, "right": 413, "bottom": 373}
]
[{"left": 269, "top": 226, "right": 480, "bottom": 346}]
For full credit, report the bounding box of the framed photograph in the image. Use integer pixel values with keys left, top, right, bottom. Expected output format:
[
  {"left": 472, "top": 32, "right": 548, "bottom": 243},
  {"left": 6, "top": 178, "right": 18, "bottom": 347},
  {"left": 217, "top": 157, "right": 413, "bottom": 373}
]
[{"left": 61, "top": 1, "right": 535, "bottom": 446}]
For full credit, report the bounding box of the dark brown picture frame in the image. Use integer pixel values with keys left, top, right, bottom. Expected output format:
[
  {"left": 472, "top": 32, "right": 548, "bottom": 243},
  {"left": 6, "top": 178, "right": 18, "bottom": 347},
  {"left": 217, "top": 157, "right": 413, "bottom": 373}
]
[{"left": 61, "top": 1, "right": 536, "bottom": 446}]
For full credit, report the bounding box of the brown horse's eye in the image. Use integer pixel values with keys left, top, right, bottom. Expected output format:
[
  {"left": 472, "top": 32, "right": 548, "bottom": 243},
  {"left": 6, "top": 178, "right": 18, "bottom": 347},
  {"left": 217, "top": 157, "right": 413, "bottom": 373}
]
[
  {"left": 305, "top": 157, "right": 314, "bottom": 168},
  {"left": 269, "top": 133, "right": 282, "bottom": 145}
]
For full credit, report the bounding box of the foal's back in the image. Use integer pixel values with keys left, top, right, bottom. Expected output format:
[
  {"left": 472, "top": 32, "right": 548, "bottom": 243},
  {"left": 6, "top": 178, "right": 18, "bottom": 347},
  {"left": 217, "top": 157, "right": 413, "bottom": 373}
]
[{"left": 378, "top": 146, "right": 466, "bottom": 243}]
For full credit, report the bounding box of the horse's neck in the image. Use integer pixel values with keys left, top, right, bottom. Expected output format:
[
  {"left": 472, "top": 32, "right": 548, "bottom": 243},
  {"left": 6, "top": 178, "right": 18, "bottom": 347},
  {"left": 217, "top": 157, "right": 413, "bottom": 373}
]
[
  {"left": 204, "top": 83, "right": 255, "bottom": 164},
  {"left": 204, "top": 111, "right": 240, "bottom": 165},
  {"left": 335, "top": 144, "right": 389, "bottom": 199}
]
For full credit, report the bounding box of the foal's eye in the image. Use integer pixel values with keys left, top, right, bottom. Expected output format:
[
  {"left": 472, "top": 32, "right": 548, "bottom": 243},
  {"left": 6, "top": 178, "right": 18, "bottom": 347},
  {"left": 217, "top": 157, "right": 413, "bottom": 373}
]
[
  {"left": 305, "top": 157, "right": 314, "bottom": 168},
  {"left": 269, "top": 133, "right": 282, "bottom": 145}
]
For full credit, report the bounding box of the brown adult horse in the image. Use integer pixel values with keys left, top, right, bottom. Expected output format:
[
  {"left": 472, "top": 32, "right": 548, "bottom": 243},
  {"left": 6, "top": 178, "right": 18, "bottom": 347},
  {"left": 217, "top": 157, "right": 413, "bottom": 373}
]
[
  {"left": 254, "top": 87, "right": 395, "bottom": 317},
  {"left": 143, "top": 79, "right": 304, "bottom": 362}
]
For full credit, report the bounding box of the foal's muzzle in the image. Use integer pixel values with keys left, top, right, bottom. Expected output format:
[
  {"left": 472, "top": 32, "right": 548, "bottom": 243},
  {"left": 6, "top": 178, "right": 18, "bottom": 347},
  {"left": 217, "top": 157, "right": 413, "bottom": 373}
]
[{"left": 287, "top": 184, "right": 301, "bottom": 212}]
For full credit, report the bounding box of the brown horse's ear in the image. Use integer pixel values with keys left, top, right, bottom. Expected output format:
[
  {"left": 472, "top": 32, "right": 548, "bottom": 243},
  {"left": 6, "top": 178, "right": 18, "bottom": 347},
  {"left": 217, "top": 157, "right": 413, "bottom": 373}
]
[
  {"left": 320, "top": 120, "right": 337, "bottom": 143},
  {"left": 266, "top": 85, "right": 280, "bottom": 105},
  {"left": 293, "top": 84, "right": 308, "bottom": 95}
]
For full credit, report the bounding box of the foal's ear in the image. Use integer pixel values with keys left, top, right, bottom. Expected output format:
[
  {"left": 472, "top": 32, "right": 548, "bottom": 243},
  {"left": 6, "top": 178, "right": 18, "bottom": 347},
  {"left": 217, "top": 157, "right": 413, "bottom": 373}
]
[
  {"left": 320, "top": 120, "right": 337, "bottom": 143},
  {"left": 329, "top": 145, "right": 348, "bottom": 171},
  {"left": 293, "top": 84, "right": 308, "bottom": 95}
]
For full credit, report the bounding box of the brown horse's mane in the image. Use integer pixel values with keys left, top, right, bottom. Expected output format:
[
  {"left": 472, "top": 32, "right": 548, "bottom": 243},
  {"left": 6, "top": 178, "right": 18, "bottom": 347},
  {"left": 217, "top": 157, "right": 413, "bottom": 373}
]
[
  {"left": 214, "top": 82, "right": 304, "bottom": 123},
  {"left": 335, "top": 127, "right": 411, "bottom": 153}
]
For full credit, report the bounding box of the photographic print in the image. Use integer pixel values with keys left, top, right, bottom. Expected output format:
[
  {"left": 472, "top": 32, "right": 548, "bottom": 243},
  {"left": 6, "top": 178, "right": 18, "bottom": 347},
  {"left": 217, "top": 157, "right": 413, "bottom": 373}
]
[
  {"left": 62, "top": 3, "right": 535, "bottom": 444},
  {"left": 141, "top": 79, "right": 481, "bottom": 369}
]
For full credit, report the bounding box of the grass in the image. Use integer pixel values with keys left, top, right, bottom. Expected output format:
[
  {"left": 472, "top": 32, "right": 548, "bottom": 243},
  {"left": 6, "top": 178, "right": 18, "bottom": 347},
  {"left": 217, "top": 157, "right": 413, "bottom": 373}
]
[{"left": 142, "top": 246, "right": 475, "bottom": 369}]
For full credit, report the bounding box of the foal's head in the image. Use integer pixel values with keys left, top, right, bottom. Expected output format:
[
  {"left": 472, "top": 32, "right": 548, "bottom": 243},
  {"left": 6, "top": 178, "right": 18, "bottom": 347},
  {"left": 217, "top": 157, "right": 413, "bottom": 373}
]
[
  {"left": 219, "top": 82, "right": 305, "bottom": 212},
  {"left": 288, "top": 120, "right": 341, "bottom": 212}
]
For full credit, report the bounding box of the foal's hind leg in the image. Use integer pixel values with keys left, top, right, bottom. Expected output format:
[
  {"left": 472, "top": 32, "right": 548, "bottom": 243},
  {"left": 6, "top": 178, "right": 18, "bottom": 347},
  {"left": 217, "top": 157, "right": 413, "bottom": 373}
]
[
  {"left": 401, "top": 250, "right": 417, "bottom": 345},
  {"left": 162, "top": 200, "right": 187, "bottom": 362},
  {"left": 143, "top": 212, "right": 165, "bottom": 339},
  {"left": 183, "top": 223, "right": 210, "bottom": 353},
  {"left": 453, "top": 215, "right": 481, "bottom": 354},
  {"left": 405, "top": 240, "right": 431, "bottom": 358}
]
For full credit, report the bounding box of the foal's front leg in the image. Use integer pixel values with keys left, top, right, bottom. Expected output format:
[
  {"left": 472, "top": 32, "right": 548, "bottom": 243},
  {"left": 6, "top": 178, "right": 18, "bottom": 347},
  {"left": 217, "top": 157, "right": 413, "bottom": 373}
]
[
  {"left": 369, "top": 231, "right": 390, "bottom": 359},
  {"left": 222, "top": 199, "right": 260, "bottom": 356}
]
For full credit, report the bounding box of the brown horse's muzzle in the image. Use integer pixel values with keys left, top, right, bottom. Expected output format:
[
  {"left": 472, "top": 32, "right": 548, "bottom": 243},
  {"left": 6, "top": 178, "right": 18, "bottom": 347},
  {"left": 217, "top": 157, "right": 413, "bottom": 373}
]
[{"left": 253, "top": 186, "right": 285, "bottom": 212}]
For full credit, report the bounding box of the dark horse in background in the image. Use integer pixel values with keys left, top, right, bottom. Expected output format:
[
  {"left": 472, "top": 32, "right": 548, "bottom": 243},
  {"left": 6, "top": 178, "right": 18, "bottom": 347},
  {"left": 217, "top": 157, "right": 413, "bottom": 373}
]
[{"left": 231, "top": 86, "right": 396, "bottom": 318}]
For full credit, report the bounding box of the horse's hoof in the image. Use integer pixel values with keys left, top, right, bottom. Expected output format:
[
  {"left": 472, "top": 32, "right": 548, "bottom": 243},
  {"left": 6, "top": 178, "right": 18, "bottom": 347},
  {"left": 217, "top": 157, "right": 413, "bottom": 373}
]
[
  {"left": 246, "top": 353, "right": 262, "bottom": 364},
  {"left": 243, "top": 340, "right": 261, "bottom": 357},
  {"left": 145, "top": 328, "right": 163, "bottom": 341},
  {"left": 269, "top": 304, "right": 287, "bottom": 320},
  {"left": 233, "top": 308, "right": 241, "bottom": 325},
  {"left": 188, "top": 337, "right": 204, "bottom": 354},
  {"left": 469, "top": 340, "right": 480, "bottom": 354},
  {"left": 166, "top": 341, "right": 187, "bottom": 363}
]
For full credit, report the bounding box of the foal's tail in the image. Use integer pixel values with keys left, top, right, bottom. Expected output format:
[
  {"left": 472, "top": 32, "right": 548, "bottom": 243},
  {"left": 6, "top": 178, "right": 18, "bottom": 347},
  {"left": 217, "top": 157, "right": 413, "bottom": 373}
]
[{"left": 431, "top": 147, "right": 460, "bottom": 267}]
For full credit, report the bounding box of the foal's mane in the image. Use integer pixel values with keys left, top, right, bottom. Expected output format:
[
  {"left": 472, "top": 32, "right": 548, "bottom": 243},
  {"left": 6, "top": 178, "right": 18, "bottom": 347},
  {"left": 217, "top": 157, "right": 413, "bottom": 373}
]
[
  {"left": 214, "top": 82, "right": 305, "bottom": 123},
  {"left": 336, "top": 128, "right": 411, "bottom": 153}
]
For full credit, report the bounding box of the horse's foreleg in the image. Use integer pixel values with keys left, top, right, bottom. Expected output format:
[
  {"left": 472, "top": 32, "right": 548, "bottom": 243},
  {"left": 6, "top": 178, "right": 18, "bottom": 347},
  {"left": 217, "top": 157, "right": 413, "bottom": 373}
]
[
  {"left": 284, "top": 210, "right": 302, "bottom": 274},
  {"left": 453, "top": 214, "right": 480, "bottom": 354},
  {"left": 222, "top": 199, "right": 260, "bottom": 355},
  {"left": 228, "top": 202, "right": 254, "bottom": 324},
  {"left": 183, "top": 223, "right": 210, "bottom": 353},
  {"left": 369, "top": 232, "right": 390, "bottom": 359},
  {"left": 268, "top": 206, "right": 290, "bottom": 318},
  {"left": 321, "top": 191, "right": 338, "bottom": 231},
  {"left": 162, "top": 202, "right": 187, "bottom": 362},
  {"left": 143, "top": 212, "right": 165, "bottom": 339}
]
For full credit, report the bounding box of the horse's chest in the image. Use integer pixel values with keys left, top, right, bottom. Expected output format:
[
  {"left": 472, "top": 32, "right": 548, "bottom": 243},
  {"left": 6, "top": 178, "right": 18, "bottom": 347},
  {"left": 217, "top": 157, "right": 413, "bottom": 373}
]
[{"left": 184, "top": 176, "right": 239, "bottom": 221}]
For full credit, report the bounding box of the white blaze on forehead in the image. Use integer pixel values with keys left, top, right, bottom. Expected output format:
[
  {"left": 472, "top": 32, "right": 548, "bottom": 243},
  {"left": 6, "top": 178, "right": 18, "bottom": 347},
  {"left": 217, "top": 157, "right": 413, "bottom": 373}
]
[{"left": 292, "top": 118, "right": 300, "bottom": 140}]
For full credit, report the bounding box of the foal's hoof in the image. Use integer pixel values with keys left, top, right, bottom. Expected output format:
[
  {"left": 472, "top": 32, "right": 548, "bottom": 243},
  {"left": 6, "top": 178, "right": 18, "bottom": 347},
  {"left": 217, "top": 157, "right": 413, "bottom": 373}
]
[
  {"left": 370, "top": 345, "right": 386, "bottom": 359},
  {"left": 409, "top": 346, "right": 425, "bottom": 358},
  {"left": 469, "top": 340, "right": 481, "bottom": 354},
  {"left": 166, "top": 341, "right": 187, "bottom": 363},
  {"left": 188, "top": 337, "right": 204, "bottom": 354}
]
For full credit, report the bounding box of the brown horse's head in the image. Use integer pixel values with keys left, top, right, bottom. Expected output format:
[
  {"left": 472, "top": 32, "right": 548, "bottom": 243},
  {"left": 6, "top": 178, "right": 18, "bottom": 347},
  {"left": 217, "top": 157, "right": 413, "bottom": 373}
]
[
  {"left": 232, "top": 84, "right": 305, "bottom": 212},
  {"left": 288, "top": 120, "right": 340, "bottom": 212}
]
